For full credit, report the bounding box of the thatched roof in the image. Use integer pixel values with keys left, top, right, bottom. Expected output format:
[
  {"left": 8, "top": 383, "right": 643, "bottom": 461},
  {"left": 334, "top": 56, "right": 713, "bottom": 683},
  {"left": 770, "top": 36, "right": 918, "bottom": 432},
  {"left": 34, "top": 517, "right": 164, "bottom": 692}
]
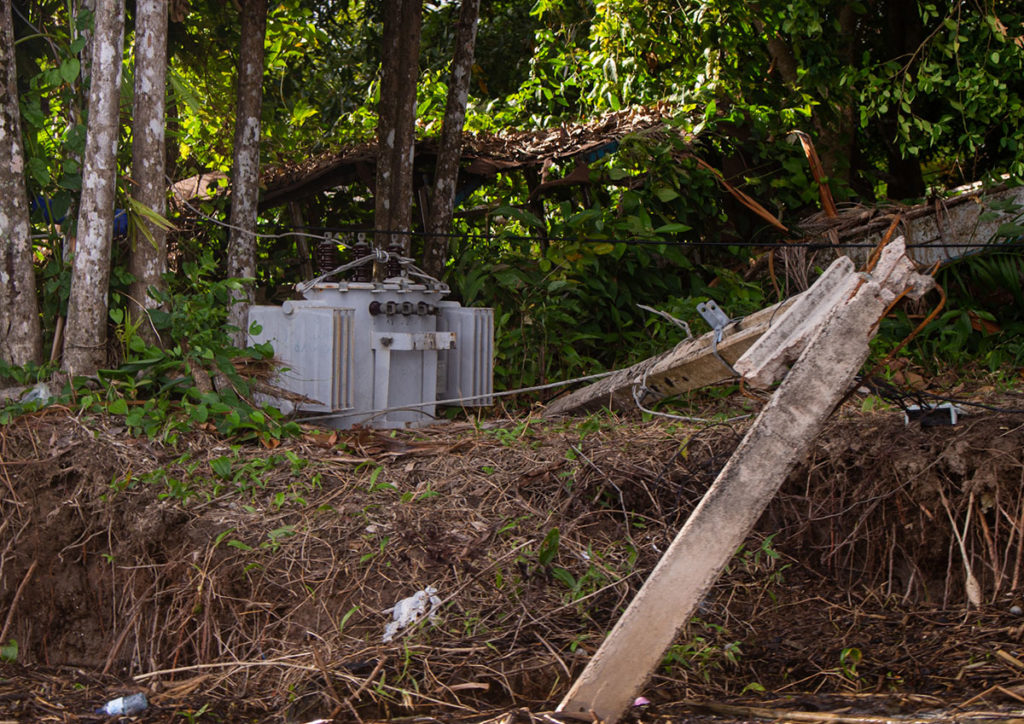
[{"left": 256, "top": 105, "right": 682, "bottom": 208}]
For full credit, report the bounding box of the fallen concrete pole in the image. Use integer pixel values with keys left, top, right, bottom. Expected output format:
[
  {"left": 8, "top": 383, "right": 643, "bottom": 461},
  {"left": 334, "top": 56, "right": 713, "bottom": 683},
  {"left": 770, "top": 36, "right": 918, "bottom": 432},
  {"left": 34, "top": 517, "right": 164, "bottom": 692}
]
[
  {"left": 541, "top": 300, "right": 797, "bottom": 418},
  {"left": 543, "top": 252, "right": 857, "bottom": 418},
  {"left": 736, "top": 237, "right": 932, "bottom": 388},
  {"left": 557, "top": 239, "right": 931, "bottom": 723}
]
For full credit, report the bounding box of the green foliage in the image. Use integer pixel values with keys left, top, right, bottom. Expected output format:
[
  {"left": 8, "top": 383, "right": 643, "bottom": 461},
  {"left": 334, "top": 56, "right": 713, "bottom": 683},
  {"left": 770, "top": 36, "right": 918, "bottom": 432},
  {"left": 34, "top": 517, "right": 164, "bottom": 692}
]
[
  {"left": 17, "top": 5, "right": 94, "bottom": 234},
  {"left": 839, "top": 645, "right": 862, "bottom": 681},
  {"left": 662, "top": 618, "right": 742, "bottom": 682},
  {"left": 3, "top": 254, "right": 301, "bottom": 444},
  {"left": 446, "top": 130, "right": 773, "bottom": 391},
  {"left": 12, "top": 0, "right": 1024, "bottom": 409},
  {"left": 114, "top": 449, "right": 316, "bottom": 508},
  {"left": 875, "top": 240, "right": 1024, "bottom": 373}
]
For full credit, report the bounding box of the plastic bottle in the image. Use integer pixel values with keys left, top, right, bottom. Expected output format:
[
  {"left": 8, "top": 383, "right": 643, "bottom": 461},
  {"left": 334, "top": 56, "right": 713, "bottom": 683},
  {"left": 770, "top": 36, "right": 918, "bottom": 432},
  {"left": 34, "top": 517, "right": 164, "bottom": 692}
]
[{"left": 96, "top": 692, "right": 148, "bottom": 716}]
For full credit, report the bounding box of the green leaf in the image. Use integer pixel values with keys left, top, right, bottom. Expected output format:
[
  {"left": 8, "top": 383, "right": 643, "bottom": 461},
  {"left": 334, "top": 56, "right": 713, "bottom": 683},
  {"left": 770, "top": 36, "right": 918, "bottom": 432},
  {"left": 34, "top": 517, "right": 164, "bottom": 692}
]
[
  {"left": 213, "top": 528, "right": 236, "bottom": 547},
  {"left": 996, "top": 222, "right": 1024, "bottom": 238},
  {"left": 654, "top": 223, "right": 692, "bottom": 233},
  {"left": 551, "top": 567, "right": 576, "bottom": 589},
  {"left": 27, "top": 157, "right": 50, "bottom": 186},
  {"left": 538, "top": 527, "right": 560, "bottom": 566},
  {"left": 654, "top": 187, "right": 680, "bottom": 202},
  {"left": 107, "top": 398, "right": 129, "bottom": 415},
  {"left": 59, "top": 58, "right": 80, "bottom": 84},
  {"left": 495, "top": 205, "right": 545, "bottom": 230},
  {"left": 210, "top": 456, "right": 233, "bottom": 478}
]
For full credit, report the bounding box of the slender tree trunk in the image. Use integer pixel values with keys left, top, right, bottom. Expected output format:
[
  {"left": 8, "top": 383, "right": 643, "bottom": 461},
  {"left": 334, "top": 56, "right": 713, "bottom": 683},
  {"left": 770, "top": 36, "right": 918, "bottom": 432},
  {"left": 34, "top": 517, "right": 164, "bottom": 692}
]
[
  {"left": 225, "top": 0, "right": 267, "bottom": 347},
  {"left": 374, "top": 0, "right": 421, "bottom": 257},
  {"left": 423, "top": 0, "right": 479, "bottom": 278},
  {"left": 0, "top": 0, "right": 43, "bottom": 366},
  {"left": 62, "top": 0, "right": 124, "bottom": 376},
  {"left": 128, "top": 0, "right": 168, "bottom": 346},
  {"left": 374, "top": 0, "right": 401, "bottom": 251},
  {"left": 63, "top": 0, "right": 96, "bottom": 249}
]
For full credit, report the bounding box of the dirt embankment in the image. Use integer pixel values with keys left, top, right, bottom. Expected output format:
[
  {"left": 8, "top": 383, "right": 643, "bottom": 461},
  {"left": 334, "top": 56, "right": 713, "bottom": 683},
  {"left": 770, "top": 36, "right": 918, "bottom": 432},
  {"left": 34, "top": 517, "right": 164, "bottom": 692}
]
[{"left": 0, "top": 406, "right": 1023, "bottom": 722}]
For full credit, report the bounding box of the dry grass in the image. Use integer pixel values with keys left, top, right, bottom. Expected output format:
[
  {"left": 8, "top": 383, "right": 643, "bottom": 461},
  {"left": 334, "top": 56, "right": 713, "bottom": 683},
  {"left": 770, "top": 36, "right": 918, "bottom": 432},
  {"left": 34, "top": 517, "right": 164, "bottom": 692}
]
[{"left": 0, "top": 402, "right": 1023, "bottom": 721}]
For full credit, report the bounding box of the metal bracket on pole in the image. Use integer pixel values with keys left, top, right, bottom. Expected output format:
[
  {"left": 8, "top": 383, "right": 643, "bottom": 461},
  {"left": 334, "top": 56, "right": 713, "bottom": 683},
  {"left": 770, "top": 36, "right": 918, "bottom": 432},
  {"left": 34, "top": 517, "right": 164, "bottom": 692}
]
[{"left": 697, "top": 300, "right": 738, "bottom": 376}]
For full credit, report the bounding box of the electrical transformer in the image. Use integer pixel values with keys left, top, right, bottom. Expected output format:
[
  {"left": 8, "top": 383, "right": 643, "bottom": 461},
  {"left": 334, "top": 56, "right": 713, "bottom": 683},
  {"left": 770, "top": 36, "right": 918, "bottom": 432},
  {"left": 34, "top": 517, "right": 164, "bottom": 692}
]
[{"left": 249, "top": 276, "right": 493, "bottom": 429}]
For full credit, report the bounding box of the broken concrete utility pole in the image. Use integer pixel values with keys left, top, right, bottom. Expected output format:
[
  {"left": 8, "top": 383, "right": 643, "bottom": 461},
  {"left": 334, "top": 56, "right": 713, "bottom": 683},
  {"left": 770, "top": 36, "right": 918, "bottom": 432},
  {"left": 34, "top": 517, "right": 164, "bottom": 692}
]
[
  {"left": 557, "top": 238, "right": 932, "bottom": 723},
  {"left": 542, "top": 300, "right": 796, "bottom": 417},
  {"left": 542, "top": 256, "right": 864, "bottom": 418}
]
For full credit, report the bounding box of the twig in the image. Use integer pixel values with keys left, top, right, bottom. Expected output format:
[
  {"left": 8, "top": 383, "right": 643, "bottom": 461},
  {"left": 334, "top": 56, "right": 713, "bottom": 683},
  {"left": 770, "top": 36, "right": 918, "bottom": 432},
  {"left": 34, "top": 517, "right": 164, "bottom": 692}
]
[
  {"left": 341, "top": 657, "right": 386, "bottom": 722},
  {"left": 311, "top": 643, "right": 347, "bottom": 721},
  {"left": 939, "top": 490, "right": 982, "bottom": 607},
  {"left": 994, "top": 648, "right": 1024, "bottom": 673},
  {"left": 103, "top": 580, "right": 157, "bottom": 675},
  {"left": 0, "top": 560, "right": 36, "bottom": 643},
  {"left": 693, "top": 700, "right": 937, "bottom": 723}
]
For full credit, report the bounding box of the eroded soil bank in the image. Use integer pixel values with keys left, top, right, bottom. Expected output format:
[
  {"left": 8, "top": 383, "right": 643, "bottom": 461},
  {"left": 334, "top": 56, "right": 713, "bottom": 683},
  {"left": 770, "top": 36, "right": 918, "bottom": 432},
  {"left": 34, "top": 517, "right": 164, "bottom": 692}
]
[{"left": 0, "top": 403, "right": 1023, "bottom": 722}]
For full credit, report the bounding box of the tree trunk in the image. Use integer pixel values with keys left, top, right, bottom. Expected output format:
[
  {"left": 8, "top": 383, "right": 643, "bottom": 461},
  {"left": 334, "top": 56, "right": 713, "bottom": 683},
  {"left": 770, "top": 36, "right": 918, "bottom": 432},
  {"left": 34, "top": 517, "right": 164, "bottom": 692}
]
[
  {"left": 62, "top": 0, "right": 124, "bottom": 376},
  {"left": 128, "top": 0, "right": 169, "bottom": 346},
  {"left": 374, "top": 0, "right": 400, "bottom": 250},
  {"left": 225, "top": 0, "right": 268, "bottom": 347},
  {"left": 881, "top": 0, "right": 925, "bottom": 199},
  {"left": 374, "top": 0, "right": 421, "bottom": 257},
  {"left": 422, "top": 0, "right": 479, "bottom": 278},
  {"left": 0, "top": 0, "right": 43, "bottom": 366}
]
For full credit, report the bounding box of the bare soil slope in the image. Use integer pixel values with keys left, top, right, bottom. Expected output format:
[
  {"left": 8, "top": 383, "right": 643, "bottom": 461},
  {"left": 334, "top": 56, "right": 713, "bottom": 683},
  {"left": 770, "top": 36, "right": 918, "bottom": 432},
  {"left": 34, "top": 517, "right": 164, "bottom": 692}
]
[{"left": 0, "top": 404, "right": 1023, "bottom": 722}]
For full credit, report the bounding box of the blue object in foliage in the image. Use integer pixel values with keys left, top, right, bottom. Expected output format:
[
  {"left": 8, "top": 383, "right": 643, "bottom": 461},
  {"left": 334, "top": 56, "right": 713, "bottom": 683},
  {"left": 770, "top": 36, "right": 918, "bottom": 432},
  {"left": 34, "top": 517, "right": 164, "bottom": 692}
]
[
  {"left": 30, "top": 195, "right": 67, "bottom": 224},
  {"left": 31, "top": 195, "right": 128, "bottom": 237},
  {"left": 113, "top": 208, "right": 128, "bottom": 236}
]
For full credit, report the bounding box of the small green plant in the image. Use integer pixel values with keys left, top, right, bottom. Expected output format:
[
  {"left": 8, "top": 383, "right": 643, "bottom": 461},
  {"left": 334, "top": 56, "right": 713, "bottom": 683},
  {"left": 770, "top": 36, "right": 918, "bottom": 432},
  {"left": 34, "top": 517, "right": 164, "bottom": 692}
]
[
  {"left": 485, "top": 419, "right": 536, "bottom": 446},
  {"left": 662, "top": 619, "right": 742, "bottom": 682},
  {"left": 175, "top": 703, "right": 211, "bottom": 723},
  {"left": 735, "top": 533, "right": 790, "bottom": 585},
  {"left": 337, "top": 605, "right": 359, "bottom": 635},
  {"left": 839, "top": 646, "right": 862, "bottom": 681},
  {"left": 0, "top": 639, "right": 17, "bottom": 662}
]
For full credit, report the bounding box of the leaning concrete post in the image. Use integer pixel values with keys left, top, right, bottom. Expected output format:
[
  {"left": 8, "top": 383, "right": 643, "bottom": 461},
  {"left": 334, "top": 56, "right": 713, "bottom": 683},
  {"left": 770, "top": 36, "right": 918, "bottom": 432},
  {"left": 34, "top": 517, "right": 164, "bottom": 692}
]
[{"left": 558, "top": 241, "right": 931, "bottom": 723}]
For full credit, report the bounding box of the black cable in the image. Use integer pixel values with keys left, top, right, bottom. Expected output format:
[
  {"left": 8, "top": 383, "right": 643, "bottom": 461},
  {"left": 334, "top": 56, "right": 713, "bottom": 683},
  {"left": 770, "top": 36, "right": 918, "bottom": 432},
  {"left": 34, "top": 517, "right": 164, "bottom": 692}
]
[
  {"left": 856, "top": 375, "right": 1024, "bottom": 415},
  {"left": 302, "top": 225, "right": 1023, "bottom": 252},
  {"left": 914, "top": 391, "right": 1024, "bottom": 414}
]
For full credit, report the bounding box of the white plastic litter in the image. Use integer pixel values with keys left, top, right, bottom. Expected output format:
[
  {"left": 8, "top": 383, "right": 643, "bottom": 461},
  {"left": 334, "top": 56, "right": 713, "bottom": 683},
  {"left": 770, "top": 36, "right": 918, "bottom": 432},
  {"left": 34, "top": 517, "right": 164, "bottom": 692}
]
[
  {"left": 20, "top": 382, "right": 54, "bottom": 404},
  {"left": 96, "top": 692, "right": 148, "bottom": 715},
  {"left": 382, "top": 586, "right": 442, "bottom": 642}
]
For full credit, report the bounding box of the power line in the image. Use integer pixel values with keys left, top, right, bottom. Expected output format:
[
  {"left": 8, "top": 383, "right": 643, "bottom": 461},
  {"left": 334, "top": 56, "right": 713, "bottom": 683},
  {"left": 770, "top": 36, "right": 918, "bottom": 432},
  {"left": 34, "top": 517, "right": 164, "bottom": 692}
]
[{"left": 300, "top": 225, "right": 1023, "bottom": 252}]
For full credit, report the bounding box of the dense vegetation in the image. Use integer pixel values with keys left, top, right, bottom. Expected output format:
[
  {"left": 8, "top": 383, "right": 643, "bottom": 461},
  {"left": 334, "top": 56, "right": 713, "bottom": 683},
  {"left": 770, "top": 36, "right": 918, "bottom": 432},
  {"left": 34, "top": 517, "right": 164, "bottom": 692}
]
[{"left": 5, "top": 0, "right": 1024, "bottom": 408}]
